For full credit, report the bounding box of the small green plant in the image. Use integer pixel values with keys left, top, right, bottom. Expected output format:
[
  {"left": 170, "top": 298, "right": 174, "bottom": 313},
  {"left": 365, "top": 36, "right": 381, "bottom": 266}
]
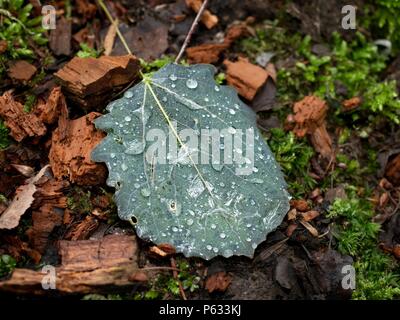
[
  {"left": 140, "top": 55, "right": 174, "bottom": 74},
  {"left": 67, "top": 187, "right": 93, "bottom": 214},
  {"left": 135, "top": 259, "right": 200, "bottom": 300},
  {"left": 267, "top": 128, "right": 316, "bottom": 197},
  {"left": 0, "top": 254, "right": 16, "bottom": 277},
  {"left": 0, "top": 120, "right": 10, "bottom": 150},
  {"left": 0, "top": 0, "right": 47, "bottom": 74},
  {"left": 76, "top": 42, "right": 100, "bottom": 58},
  {"left": 327, "top": 188, "right": 400, "bottom": 299}
]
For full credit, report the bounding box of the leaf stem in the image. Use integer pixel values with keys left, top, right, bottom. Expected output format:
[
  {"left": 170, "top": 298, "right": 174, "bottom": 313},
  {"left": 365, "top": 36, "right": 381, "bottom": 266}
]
[{"left": 175, "top": 0, "right": 210, "bottom": 63}]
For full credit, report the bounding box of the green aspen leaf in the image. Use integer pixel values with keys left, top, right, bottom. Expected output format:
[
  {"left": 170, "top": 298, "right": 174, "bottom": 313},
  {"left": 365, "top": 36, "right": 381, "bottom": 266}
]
[{"left": 92, "top": 63, "right": 290, "bottom": 260}]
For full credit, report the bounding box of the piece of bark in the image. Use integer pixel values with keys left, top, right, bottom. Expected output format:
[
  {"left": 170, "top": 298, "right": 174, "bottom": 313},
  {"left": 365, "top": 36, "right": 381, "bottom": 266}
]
[
  {"left": 0, "top": 235, "right": 140, "bottom": 295},
  {"left": 64, "top": 215, "right": 99, "bottom": 240},
  {"left": 0, "top": 91, "right": 47, "bottom": 142},
  {"left": 49, "top": 16, "right": 71, "bottom": 56},
  {"left": 224, "top": 57, "right": 268, "bottom": 100},
  {"left": 34, "top": 86, "right": 67, "bottom": 125},
  {"left": 49, "top": 112, "right": 106, "bottom": 185},
  {"left": 205, "top": 271, "right": 232, "bottom": 293},
  {"left": 185, "top": 0, "right": 218, "bottom": 29},
  {"left": 290, "top": 199, "right": 310, "bottom": 212},
  {"left": 0, "top": 235, "right": 41, "bottom": 264},
  {"left": 386, "top": 154, "right": 400, "bottom": 185},
  {"left": 25, "top": 176, "right": 69, "bottom": 253},
  {"left": 342, "top": 96, "right": 361, "bottom": 111},
  {"left": 292, "top": 96, "right": 333, "bottom": 159},
  {"left": 187, "top": 22, "right": 250, "bottom": 64},
  {"left": 0, "top": 165, "right": 49, "bottom": 230},
  {"left": 300, "top": 210, "right": 320, "bottom": 222},
  {"left": 54, "top": 55, "right": 140, "bottom": 109},
  {"left": 7, "top": 60, "right": 37, "bottom": 82}
]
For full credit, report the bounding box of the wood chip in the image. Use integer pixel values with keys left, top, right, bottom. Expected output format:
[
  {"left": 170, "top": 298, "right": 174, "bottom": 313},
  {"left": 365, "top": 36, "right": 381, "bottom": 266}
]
[
  {"left": 0, "top": 91, "right": 46, "bottom": 142},
  {"left": 342, "top": 96, "right": 362, "bottom": 111},
  {"left": 292, "top": 96, "right": 333, "bottom": 159},
  {"left": 64, "top": 215, "right": 99, "bottom": 241},
  {"left": 185, "top": 0, "right": 218, "bottom": 29},
  {"left": 300, "top": 210, "right": 320, "bottom": 222},
  {"left": 223, "top": 57, "right": 269, "bottom": 100},
  {"left": 35, "top": 86, "right": 67, "bottom": 125},
  {"left": 7, "top": 60, "right": 37, "bottom": 82},
  {"left": 49, "top": 112, "right": 107, "bottom": 185},
  {"left": 54, "top": 55, "right": 140, "bottom": 109},
  {"left": 290, "top": 199, "right": 310, "bottom": 212}
]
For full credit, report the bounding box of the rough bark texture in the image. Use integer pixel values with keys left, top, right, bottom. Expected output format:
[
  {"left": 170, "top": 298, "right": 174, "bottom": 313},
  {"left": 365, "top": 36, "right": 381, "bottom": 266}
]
[
  {"left": 0, "top": 91, "right": 46, "bottom": 142},
  {"left": 49, "top": 112, "right": 107, "bottom": 186},
  {"left": 35, "top": 86, "right": 67, "bottom": 125},
  {"left": 0, "top": 235, "right": 140, "bottom": 295},
  {"left": 54, "top": 55, "right": 140, "bottom": 109}
]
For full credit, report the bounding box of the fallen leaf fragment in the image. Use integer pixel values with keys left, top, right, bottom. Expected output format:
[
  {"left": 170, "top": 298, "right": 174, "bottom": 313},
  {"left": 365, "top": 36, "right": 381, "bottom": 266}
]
[
  {"left": 292, "top": 96, "right": 333, "bottom": 159},
  {"left": 185, "top": 0, "right": 218, "bottom": 29},
  {"left": 54, "top": 55, "right": 140, "bottom": 109},
  {"left": 49, "top": 112, "right": 107, "bottom": 185},
  {"left": 0, "top": 91, "right": 47, "bottom": 142},
  {"left": 287, "top": 208, "right": 297, "bottom": 221},
  {"left": 224, "top": 57, "right": 269, "bottom": 100},
  {"left": 205, "top": 271, "right": 232, "bottom": 293},
  {"left": 0, "top": 165, "right": 49, "bottom": 229},
  {"left": 103, "top": 19, "right": 118, "bottom": 56},
  {"left": 49, "top": 16, "right": 71, "bottom": 56},
  {"left": 299, "top": 220, "right": 319, "bottom": 237},
  {"left": 0, "top": 235, "right": 139, "bottom": 295},
  {"left": 7, "top": 60, "right": 37, "bottom": 82}
]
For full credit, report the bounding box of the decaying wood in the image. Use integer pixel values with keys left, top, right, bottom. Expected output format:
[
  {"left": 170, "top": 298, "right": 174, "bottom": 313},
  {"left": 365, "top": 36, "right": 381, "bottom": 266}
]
[
  {"left": 223, "top": 57, "right": 269, "bottom": 101},
  {"left": 185, "top": 0, "right": 218, "bottom": 29},
  {"left": 26, "top": 176, "right": 69, "bottom": 253},
  {"left": 0, "top": 91, "right": 47, "bottom": 142},
  {"left": 54, "top": 55, "right": 140, "bottom": 109},
  {"left": 7, "top": 60, "right": 37, "bottom": 82},
  {"left": 35, "top": 86, "right": 67, "bottom": 125},
  {"left": 49, "top": 112, "right": 107, "bottom": 186},
  {"left": 205, "top": 271, "right": 232, "bottom": 293},
  {"left": 292, "top": 96, "right": 333, "bottom": 159},
  {"left": 64, "top": 215, "right": 100, "bottom": 241},
  {"left": 0, "top": 235, "right": 140, "bottom": 295}
]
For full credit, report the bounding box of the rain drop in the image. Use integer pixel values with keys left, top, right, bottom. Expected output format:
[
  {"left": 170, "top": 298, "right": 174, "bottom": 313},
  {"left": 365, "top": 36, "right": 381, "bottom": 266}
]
[
  {"left": 124, "top": 116, "right": 131, "bottom": 122},
  {"left": 220, "top": 233, "right": 226, "bottom": 239},
  {"left": 141, "top": 188, "right": 151, "bottom": 197},
  {"left": 187, "top": 218, "right": 194, "bottom": 226},
  {"left": 124, "top": 91, "right": 133, "bottom": 98},
  {"left": 186, "top": 78, "right": 198, "bottom": 89},
  {"left": 229, "top": 109, "right": 236, "bottom": 115},
  {"left": 169, "top": 74, "right": 177, "bottom": 81},
  {"left": 206, "top": 245, "right": 212, "bottom": 250}
]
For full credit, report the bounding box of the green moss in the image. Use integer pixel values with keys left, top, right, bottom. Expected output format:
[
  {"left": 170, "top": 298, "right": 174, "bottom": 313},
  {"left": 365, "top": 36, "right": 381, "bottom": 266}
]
[
  {"left": 67, "top": 187, "right": 93, "bottom": 214},
  {"left": 76, "top": 43, "right": 100, "bottom": 58},
  {"left": 135, "top": 258, "right": 200, "bottom": 300},
  {"left": 0, "top": 120, "right": 10, "bottom": 150},
  {"left": 327, "top": 188, "right": 400, "bottom": 299},
  {"left": 0, "top": 0, "right": 48, "bottom": 75},
  {"left": 0, "top": 254, "right": 16, "bottom": 277},
  {"left": 266, "top": 128, "right": 316, "bottom": 197}
]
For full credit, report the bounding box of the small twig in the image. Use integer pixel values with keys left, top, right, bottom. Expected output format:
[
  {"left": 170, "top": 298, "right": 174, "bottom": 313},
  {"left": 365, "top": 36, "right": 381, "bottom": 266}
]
[
  {"left": 175, "top": 0, "right": 209, "bottom": 63},
  {"left": 170, "top": 257, "right": 187, "bottom": 300},
  {"left": 96, "top": 0, "right": 132, "bottom": 55}
]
